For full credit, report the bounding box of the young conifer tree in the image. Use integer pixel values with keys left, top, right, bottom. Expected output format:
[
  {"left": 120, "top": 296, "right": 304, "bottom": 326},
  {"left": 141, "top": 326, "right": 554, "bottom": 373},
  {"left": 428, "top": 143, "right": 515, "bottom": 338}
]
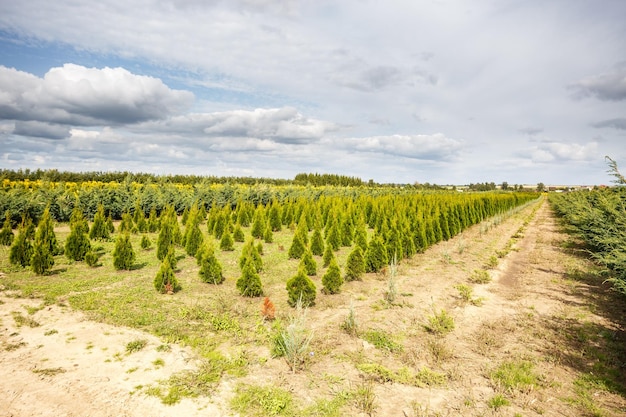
[
  {"left": 239, "top": 239, "right": 263, "bottom": 272},
  {"left": 233, "top": 224, "right": 245, "bottom": 242},
  {"left": 286, "top": 267, "right": 317, "bottom": 307},
  {"left": 0, "top": 211, "right": 14, "bottom": 246},
  {"left": 288, "top": 233, "right": 306, "bottom": 259},
  {"left": 90, "top": 203, "right": 110, "bottom": 240},
  {"left": 112, "top": 233, "right": 135, "bottom": 270},
  {"left": 345, "top": 246, "right": 366, "bottom": 281},
  {"left": 322, "top": 244, "right": 334, "bottom": 268},
  {"left": 154, "top": 257, "right": 181, "bottom": 293},
  {"left": 310, "top": 227, "right": 324, "bottom": 256},
  {"left": 250, "top": 207, "right": 266, "bottom": 239},
  {"left": 147, "top": 207, "right": 160, "bottom": 232},
  {"left": 199, "top": 248, "right": 224, "bottom": 284},
  {"left": 300, "top": 248, "right": 317, "bottom": 276},
  {"left": 9, "top": 218, "right": 33, "bottom": 267},
  {"left": 237, "top": 258, "right": 264, "bottom": 297},
  {"left": 220, "top": 229, "right": 235, "bottom": 251},
  {"left": 184, "top": 211, "right": 204, "bottom": 257},
  {"left": 322, "top": 257, "right": 343, "bottom": 294},
  {"left": 365, "top": 234, "right": 388, "bottom": 273},
  {"left": 157, "top": 216, "right": 174, "bottom": 261},
  {"left": 31, "top": 209, "right": 56, "bottom": 274},
  {"left": 65, "top": 208, "right": 91, "bottom": 262}
]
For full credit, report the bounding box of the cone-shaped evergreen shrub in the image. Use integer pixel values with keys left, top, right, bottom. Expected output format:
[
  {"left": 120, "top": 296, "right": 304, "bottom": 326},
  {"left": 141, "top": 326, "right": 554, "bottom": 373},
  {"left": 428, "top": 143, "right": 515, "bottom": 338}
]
[
  {"left": 326, "top": 224, "right": 341, "bottom": 251},
  {"left": 65, "top": 210, "right": 91, "bottom": 262},
  {"left": 154, "top": 258, "right": 181, "bottom": 294},
  {"left": 310, "top": 228, "right": 324, "bottom": 256},
  {"left": 256, "top": 242, "right": 264, "bottom": 255},
  {"left": 85, "top": 249, "right": 99, "bottom": 267},
  {"left": 233, "top": 224, "right": 245, "bottom": 242},
  {"left": 157, "top": 218, "right": 174, "bottom": 261},
  {"left": 286, "top": 267, "right": 317, "bottom": 307},
  {"left": 31, "top": 208, "right": 57, "bottom": 274},
  {"left": 345, "top": 246, "right": 365, "bottom": 281},
  {"left": 251, "top": 209, "right": 266, "bottom": 239},
  {"left": 220, "top": 230, "right": 235, "bottom": 251},
  {"left": 140, "top": 235, "right": 152, "bottom": 249},
  {"left": 90, "top": 204, "right": 110, "bottom": 240},
  {"left": 106, "top": 215, "right": 115, "bottom": 233},
  {"left": 199, "top": 249, "right": 224, "bottom": 284},
  {"left": 147, "top": 208, "right": 160, "bottom": 232},
  {"left": 119, "top": 212, "right": 134, "bottom": 234},
  {"left": 9, "top": 220, "right": 33, "bottom": 267},
  {"left": 0, "top": 211, "right": 14, "bottom": 246},
  {"left": 365, "top": 234, "right": 388, "bottom": 273},
  {"left": 263, "top": 225, "right": 273, "bottom": 243},
  {"left": 322, "top": 244, "right": 334, "bottom": 268},
  {"left": 340, "top": 216, "right": 353, "bottom": 247},
  {"left": 239, "top": 239, "right": 263, "bottom": 272},
  {"left": 300, "top": 249, "right": 317, "bottom": 276},
  {"left": 288, "top": 234, "right": 306, "bottom": 259},
  {"left": 354, "top": 222, "right": 368, "bottom": 253},
  {"left": 185, "top": 222, "right": 204, "bottom": 256},
  {"left": 112, "top": 233, "right": 135, "bottom": 270},
  {"left": 322, "top": 257, "right": 343, "bottom": 294},
  {"left": 212, "top": 212, "right": 227, "bottom": 239},
  {"left": 268, "top": 204, "right": 282, "bottom": 232},
  {"left": 237, "top": 259, "right": 264, "bottom": 297}
]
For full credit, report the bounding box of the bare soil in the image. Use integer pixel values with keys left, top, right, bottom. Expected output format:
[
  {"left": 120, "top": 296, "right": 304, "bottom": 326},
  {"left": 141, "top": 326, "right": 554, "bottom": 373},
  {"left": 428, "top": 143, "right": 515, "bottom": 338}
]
[{"left": 1, "top": 199, "right": 625, "bottom": 416}]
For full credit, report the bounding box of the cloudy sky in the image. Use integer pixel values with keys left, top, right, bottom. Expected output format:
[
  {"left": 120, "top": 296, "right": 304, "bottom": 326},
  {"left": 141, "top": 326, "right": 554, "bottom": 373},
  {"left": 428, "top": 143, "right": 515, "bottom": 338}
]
[{"left": 1, "top": 0, "right": 625, "bottom": 185}]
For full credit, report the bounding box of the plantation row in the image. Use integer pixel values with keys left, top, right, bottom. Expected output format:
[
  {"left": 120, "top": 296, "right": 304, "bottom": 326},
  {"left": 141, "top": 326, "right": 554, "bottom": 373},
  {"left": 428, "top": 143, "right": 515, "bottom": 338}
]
[
  {"left": 1, "top": 187, "right": 538, "bottom": 305},
  {"left": 550, "top": 187, "right": 626, "bottom": 294},
  {"left": 1, "top": 178, "right": 533, "bottom": 226}
]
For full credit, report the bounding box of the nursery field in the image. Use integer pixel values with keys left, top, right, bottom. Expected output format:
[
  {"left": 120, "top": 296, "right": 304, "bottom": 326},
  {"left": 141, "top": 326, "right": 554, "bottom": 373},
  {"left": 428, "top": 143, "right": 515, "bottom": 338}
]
[{"left": 1, "top": 187, "right": 626, "bottom": 416}]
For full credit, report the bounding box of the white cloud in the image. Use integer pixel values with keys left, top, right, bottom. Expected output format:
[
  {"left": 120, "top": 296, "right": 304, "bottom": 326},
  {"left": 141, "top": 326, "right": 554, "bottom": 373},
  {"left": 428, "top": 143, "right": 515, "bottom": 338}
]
[
  {"left": 569, "top": 62, "right": 626, "bottom": 101},
  {"left": 335, "top": 134, "right": 463, "bottom": 161},
  {"left": 521, "top": 141, "right": 599, "bottom": 163},
  {"left": 0, "top": 64, "right": 194, "bottom": 126}
]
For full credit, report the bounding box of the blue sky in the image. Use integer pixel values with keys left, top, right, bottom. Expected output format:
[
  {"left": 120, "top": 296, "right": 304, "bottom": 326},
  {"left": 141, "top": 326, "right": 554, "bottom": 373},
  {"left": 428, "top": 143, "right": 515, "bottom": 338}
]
[{"left": 1, "top": 0, "right": 625, "bottom": 185}]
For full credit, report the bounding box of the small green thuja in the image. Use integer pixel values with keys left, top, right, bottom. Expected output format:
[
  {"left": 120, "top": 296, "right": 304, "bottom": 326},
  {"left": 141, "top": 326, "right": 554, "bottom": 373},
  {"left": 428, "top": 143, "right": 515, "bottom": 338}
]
[
  {"left": 199, "top": 249, "right": 225, "bottom": 285},
  {"left": 112, "top": 233, "right": 135, "bottom": 270},
  {"left": 236, "top": 259, "right": 263, "bottom": 297},
  {"left": 322, "top": 257, "right": 343, "bottom": 294},
  {"left": 140, "top": 235, "right": 152, "bottom": 249},
  {"left": 299, "top": 249, "right": 317, "bottom": 276},
  {"left": 286, "top": 267, "right": 316, "bottom": 307},
  {"left": 0, "top": 211, "right": 14, "bottom": 246},
  {"left": 154, "top": 258, "right": 181, "bottom": 294}
]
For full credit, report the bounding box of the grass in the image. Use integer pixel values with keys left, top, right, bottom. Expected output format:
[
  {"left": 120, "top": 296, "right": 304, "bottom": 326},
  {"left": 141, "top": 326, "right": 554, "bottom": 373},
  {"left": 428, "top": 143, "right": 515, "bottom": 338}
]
[
  {"left": 362, "top": 329, "right": 403, "bottom": 353},
  {"left": 487, "top": 393, "right": 509, "bottom": 410},
  {"left": 425, "top": 309, "right": 455, "bottom": 335},
  {"left": 490, "top": 360, "right": 541, "bottom": 393},
  {"left": 125, "top": 338, "right": 148, "bottom": 354},
  {"left": 356, "top": 363, "right": 446, "bottom": 387},
  {"left": 271, "top": 298, "right": 314, "bottom": 372},
  {"left": 31, "top": 367, "right": 66, "bottom": 376},
  {"left": 468, "top": 269, "right": 492, "bottom": 284},
  {"left": 230, "top": 384, "right": 296, "bottom": 417},
  {"left": 11, "top": 311, "right": 40, "bottom": 328}
]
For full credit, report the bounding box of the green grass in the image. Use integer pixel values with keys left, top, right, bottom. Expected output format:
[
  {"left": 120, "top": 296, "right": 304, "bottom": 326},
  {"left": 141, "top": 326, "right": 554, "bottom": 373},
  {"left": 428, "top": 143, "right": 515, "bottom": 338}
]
[
  {"left": 125, "top": 338, "right": 148, "bottom": 354},
  {"left": 361, "top": 329, "right": 403, "bottom": 353},
  {"left": 230, "top": 384, "right": 296, "bottom": 417},
  {"left": 487, "top": 394, "right": 509, "bottom": 410},
  {"left": 491, "top": 360, "right": 541, "bottom": 393}
]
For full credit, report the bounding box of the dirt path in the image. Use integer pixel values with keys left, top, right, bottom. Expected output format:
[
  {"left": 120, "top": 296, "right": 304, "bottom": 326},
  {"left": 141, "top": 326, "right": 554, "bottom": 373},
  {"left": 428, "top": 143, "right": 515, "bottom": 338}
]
[{"left": 1, "top": 198, "right": 625, "bottom": 416}]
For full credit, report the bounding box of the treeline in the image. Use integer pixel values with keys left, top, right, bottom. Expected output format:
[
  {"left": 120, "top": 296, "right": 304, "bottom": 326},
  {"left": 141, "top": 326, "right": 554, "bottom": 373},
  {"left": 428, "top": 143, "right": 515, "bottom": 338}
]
[
  {"left": 293, "top": 173, "right": 365, "bottom": 187},
  {"left": 550, "top": 187, "right": 626, "bottom": 295}
]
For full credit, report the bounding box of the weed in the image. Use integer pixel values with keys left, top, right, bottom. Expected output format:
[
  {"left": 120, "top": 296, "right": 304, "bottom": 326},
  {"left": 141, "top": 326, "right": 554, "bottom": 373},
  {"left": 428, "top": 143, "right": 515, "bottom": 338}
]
[
  {"left": 454, "top": 284, "right": 484, "bottom": 306},
  {"left": 152, "top": 358, "right": 165, "bottom": 367},
  {"left": 341, "top": 300, "right": 358, "bottom": 336},
  {"left": 125, "top": 338, "right": 148, "bottom": 354},
  {"left": 272, "top": 298, "right": 313, "bottom": 372},
  {"left": 426, "top": 337, "right": 454, "bottom": 364},
  {"left": 491, "top": 360, "right": 540, "bottom": 393},
  {"left": 362, "top": 329, "right": 403, "bottom": 353},
  {"left": 156, "top": 344, "right": 171, "bottom": 352},
  {"left": 487, "top": 394, "right": 509, "bottom": 410},
  {"left": 468, "top": 269, "right": 491, "bottom": 284},
  {"left": 425, "top": 309, "right": 455, "bottom": 335},
  {"left": 486, "top": 255, "right": 499, "bottom": 269},
  {"left": 230, "top": 384, "right": 296, "bottom": 416},
  {"left": 31, "top": 367, "right": 66, "bottom": 376},
  {"left": 11, "top": 311, "right": 40, "bottom": 328},
  {"left": 44, "top": 329, "right": 58, "bottom": 336},
  {"left": 4, "top": 341, "right": 27, "bottom": 351},
  {"left": 126, "top": 366, "right": 139, "bottom": 373},
  {"left": 384, "top": 256, "right": 398, "bottom": 304},
  {"left": 353, "top": 379, "right": 377, "bottom": 416},
  {"left": 357, "top": 363, "right": 445, "bottom": 388}
]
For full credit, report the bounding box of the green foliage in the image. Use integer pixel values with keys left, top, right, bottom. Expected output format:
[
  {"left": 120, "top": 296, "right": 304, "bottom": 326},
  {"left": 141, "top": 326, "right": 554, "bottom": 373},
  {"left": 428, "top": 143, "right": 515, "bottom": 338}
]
[
  {"left": 157, "top": 215, "right": 175, "bottom": 261},
  {"left": 365, "top": 234, "right": 388, "bottom": 273},
  {"left": 271, "top": 299, "right": 314, "bottom": 372},
  {"left": 31, "top": 208, "right": 57, "bottom": 274},
  {"left": 89, "top": 204, "right": 110, "bottom": 240},
  {"left": 85, "top": 249, "right": 99, "bottom": 267},
  {"left": 425, "top": 309, "right": 455, "bottom": 335},
  {"left": 9, "top": 221, "right": 33, "bottom": 267},
  {"left": 239, "top": 239, "right": 263, "bottom": 272},
  {"left": 310, "top": 228, "right": 324, "bottom": 256},
  {"left": 0, "top": 211, "right": 14, "bottom": 246},
  {"left": 65, "top": 208, "right": 91, "bottom": 262},
  {"left": 154, "top": 258, "right": 181, "bottom": 293},
  {"left": 263, "top": 226, "right": 274, "bottom": 243},
  {"left": 233, "top": 224, "right": 245, "bottom": 242},
  {"left": 219, "top": 230, "right": 235, "bottom": 251},
  {"left": 183, "top": 206, "right": 204, "bottom": 257},
  {"left": 199, "top": 250, "right": 225, "bottom": 285},
  {"left": 231, "top": 384, "right": 295, "bottom": 417},
  {"left": 322, "top": 244, "right": 334, "bottom": 268},
  {"left": 322, "top": 257, "right": 343, "bottom": 294},
  {"left": 118, "top": 211, "right": 135, "bottom": 234},
  {"left": 362, "top": 329, "right": 403, "bottom": 353},
  {"left": 112, "top": 233, "right": 135, "bottom": 270},
  {"left": 286, "top": 267, "right": 316, "bottom": 307},
  {"left": 491, "top": 360, "right": 540, "bottom": 392},
  {"left": 288, "top": 233, "right": 306, "bottom": 259},
  {"left": 236, "top": 259, "right": 264, "bottom": 297},
  {"left": 251, "top": 208, "right": 266, "bottom": 239},
  {"left": 345, "top": 246, "right": 365, "bottom": 281},
  {"left": 140, "top": 235, "right": 152, "bottom": 249},
  {"left": 299, "top": 249, "right": 317, "bottom": 276}
]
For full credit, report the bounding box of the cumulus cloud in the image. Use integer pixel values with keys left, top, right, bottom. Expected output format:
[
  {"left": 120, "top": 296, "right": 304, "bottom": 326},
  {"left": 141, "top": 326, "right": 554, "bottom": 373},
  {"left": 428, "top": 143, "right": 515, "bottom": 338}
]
[
  {"left": 0, "top": 64, "right": 194, "bottom": 127},
  {"left": 335, "top": 134, "right": 464, "bottom": 161},
  {"left": 569, "top": 63, "right": 626, "bottom": 101},
  {"left": 13, "top": 121, "right": 70, "bottom": 140},
  {"left": 592, "top": 118, "right": 626, "bottom": 130},
  {"left": 145, "top": 107, "right": 336, "bottom": 143},
  {"left": 520, "top": 141, "right": 599, "bottom": 163}
]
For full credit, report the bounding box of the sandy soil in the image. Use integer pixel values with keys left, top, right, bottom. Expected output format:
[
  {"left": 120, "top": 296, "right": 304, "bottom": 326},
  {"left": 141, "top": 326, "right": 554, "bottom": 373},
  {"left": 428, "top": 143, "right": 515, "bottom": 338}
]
[{"left": 1, "top": 199, "right": 625, "bottom": 416}]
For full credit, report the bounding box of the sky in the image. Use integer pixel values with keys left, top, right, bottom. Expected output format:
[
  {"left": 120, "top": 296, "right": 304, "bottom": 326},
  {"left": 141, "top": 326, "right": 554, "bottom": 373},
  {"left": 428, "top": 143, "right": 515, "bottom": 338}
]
[{"left": 0, "top": 0, "right": 625, "bottom": 185}]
